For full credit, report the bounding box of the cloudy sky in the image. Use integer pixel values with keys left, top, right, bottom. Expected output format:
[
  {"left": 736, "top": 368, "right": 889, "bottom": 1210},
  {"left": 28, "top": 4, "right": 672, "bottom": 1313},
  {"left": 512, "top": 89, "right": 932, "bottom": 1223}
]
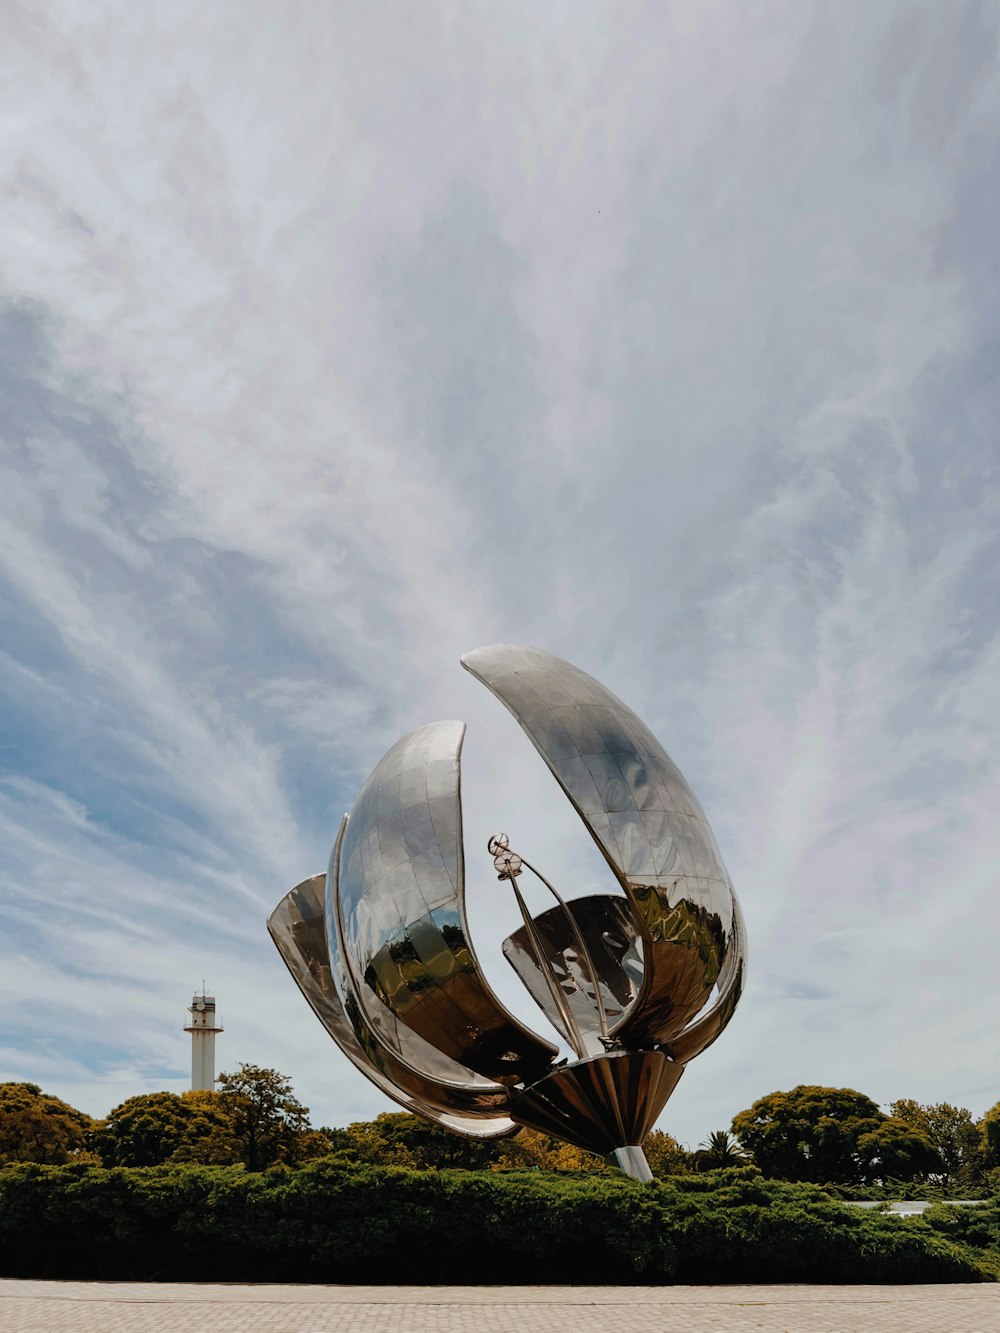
[{"left": 1, "top": 1, "right": 998, "bottom": 1147}]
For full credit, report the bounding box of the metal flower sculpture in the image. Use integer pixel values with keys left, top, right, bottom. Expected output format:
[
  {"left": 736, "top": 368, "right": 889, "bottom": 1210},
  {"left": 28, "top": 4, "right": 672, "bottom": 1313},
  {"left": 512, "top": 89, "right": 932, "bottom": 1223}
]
[{"left": 268, "top": 645, "right": 746, "bottom": 1180}]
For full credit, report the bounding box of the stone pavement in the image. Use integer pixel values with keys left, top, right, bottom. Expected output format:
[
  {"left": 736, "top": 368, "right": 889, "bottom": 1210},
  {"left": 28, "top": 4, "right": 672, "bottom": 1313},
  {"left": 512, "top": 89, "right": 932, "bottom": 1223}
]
[{"left": 1, "top": 1281, "right": 999, "bottom": 1332}]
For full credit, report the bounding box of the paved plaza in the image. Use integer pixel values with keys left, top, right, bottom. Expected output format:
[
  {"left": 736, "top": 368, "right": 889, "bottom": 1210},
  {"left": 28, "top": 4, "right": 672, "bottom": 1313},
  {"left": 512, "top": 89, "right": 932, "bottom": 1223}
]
[{"left": 0, "top": 1281, "right": 998, "bottom": 1332}]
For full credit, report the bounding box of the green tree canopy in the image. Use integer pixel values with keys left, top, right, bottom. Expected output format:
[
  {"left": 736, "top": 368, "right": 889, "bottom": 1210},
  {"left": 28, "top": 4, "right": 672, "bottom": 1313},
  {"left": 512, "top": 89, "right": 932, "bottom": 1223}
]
[
  {"left": 216, "top": 1064, "right": 317, "bottom": 1170},
  {"left": 323, "top": 1112, "right": 498, "bottom": 1170},
  {"left": 856, "top": 1119, "right": 941, "bottom": 1183},
  {"left": 643, "top": 1129, "right": 692, "bottom": 1178},
  {"left": 693, "top": 1130, "right": 747, "bottom": 1171},
  {"left": 890, "top": 1100, "right": 983, "bottom": 1188},
  {"left": 980, "top": 1100, "right": 1000, "bottom": 1170},
  {"left": 89, "top": 1090, "right": 235, "bottom": 1167},
  {"left": 319, "top": 1112, "right": 688, "bottom": 1176},
  {"left": 731, "top": 1086, "right": 886, "bottom": 1183},
  {"left": 0, "top": 1082, "right": 92, "bottom": 1165}
]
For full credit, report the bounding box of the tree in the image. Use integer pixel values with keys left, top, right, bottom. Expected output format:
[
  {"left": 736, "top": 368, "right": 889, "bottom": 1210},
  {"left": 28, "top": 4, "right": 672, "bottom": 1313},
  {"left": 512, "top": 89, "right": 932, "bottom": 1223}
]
[
  {"left": 731, "top": 1086, "right": 885, "bottom": 1184},
  {"left": 317, "top": 1113, "right": 688, "bottom": 1175},
  {"left": 0, "top": 1083, "right": 92, "bottom": 1164},
  {"left": 890, "top": 1100, "right": 983, "bottom": 1188},
  {"left": 328, "top": 1112, "right": 500, "bottom": 1170},
  {"left": 980, "top": 1100, "right": 1000, "bottom": 1171},
  {"left": 491, "top": 1128, "right": 611, "bottom": 1173},
  {"left": 856, "top": 1120, "right": 941, "bottom": 1184},
  {"left": 693, "top": 1130, "right": 746, "bottom": 1171},
  {"left": 323, "top": 1114, "right": 596, "bottom": 1172},
  {"left": 89, "top": 1090, "right": 236, "bottom": 1167},
  {"left": 643, "top": 1130, "right": 691, "bottom": 1177},
  {"left": 216, "top": 1064, "right": 313, "bottom": 1170}
]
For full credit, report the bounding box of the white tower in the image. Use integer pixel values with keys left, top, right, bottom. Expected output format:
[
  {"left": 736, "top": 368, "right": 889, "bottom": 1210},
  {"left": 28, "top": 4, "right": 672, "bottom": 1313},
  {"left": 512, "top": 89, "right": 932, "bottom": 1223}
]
[{"left": 183, "top": 992, "right": 223, "bottom": 1091}]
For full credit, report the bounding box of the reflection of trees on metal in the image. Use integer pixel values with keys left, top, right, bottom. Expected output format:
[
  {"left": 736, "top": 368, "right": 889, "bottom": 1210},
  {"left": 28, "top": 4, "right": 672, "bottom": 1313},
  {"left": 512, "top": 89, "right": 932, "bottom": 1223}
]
[{"left": 268, "top": 645, "right": 747, "bottom": 1180}]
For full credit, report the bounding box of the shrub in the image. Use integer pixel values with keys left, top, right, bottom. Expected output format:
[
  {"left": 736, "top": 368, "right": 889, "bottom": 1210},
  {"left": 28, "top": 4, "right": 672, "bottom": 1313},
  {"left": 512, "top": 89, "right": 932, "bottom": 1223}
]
[
  {"left": 0, "top": 1161, "right": 989, "bottom": 1284},
  {"left": 921, "top": 1198, "right": 1000, "bottom": 1279}
]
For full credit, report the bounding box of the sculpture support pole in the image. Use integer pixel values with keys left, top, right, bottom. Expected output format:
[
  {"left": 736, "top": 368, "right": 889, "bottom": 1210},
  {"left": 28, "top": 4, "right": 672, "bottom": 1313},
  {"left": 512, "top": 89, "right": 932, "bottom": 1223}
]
[{"left": 606, "top": 1146, "right": 653, "bottom": 1182}]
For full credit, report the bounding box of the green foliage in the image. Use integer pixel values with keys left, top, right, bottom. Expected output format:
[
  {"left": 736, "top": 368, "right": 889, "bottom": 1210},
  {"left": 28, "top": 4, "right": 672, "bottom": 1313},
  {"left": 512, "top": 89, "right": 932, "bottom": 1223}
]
[
  {"left": 856, "top": 1120, "right": 942, "bottom": 1184},
  {"left": 0, "top": 1083, "right": 93, "bottom": 1165},
  {"left": 891, "top": 1100, "right": 984, "bottom": 1189},
  {"left": 88, "top": 1091, "right": 236, "bottom": 1167},
  {"left": 322, "top": 1113, "right": 501, "bottom": 1170},
  {"left": 89, "top": 1070, "right": 329, "bottom": 1171},
  {"left": 921, "top": 1198, "right": 1000, "bottom": 1279},
  {"left": 643, "top": 1129, "right": 693, "bottom": 1178},
  {"left": 216, "top": 1064, "right": 316, "bottom": 1170},
  {"left": 981, "top": 1101, "right": 1000, "bottom": 1169},
  {"left": 692, "top": 1130, "right": 746, "bottom": 1171},
  {"left": 0, "top": 1161, "right": 988, "bottom": 1284},
  {"left": 731, "top": 1085, "right": 939, "bottom": 1184},
  {"left": 320, "top": 1113, "right": 686, "bottom": 1176},
  {"left": 821, "top": 1180, "right": 987, "bottom": 1202}
]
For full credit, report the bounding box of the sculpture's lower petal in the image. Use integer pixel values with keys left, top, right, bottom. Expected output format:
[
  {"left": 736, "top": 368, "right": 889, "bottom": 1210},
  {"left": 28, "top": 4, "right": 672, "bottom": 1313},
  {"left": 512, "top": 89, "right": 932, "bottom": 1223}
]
[
  {"left": 502, "top": 894, "right": 643, "bottom": 1055},
  {"left": 268, "top": 869, "right": 518, "bottom": 1137},
  {"left": 332, "top": 721, "right": 556, "bottom": 1085}
]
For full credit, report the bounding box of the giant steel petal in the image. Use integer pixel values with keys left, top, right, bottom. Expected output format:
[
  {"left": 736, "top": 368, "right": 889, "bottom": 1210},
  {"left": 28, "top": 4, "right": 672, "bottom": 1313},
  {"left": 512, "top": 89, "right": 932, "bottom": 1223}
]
[
  {"left": 331, "top": 724, "right": 557, "bottom": 1084},
  {"left": 663, "top": 894, "right": 747, "bottom": 1063},
  {"left": 269, "top": 865, "right": 517, "bottom": 1135},
  {"left": 462, "top": 644, "right": 747, "bottom": 1048}
]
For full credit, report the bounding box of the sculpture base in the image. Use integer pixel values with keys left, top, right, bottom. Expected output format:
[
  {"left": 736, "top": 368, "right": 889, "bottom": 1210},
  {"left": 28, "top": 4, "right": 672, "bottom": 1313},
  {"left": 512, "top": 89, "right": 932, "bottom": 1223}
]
[
  {"left": 606, "top": 1145, "right": 653, "bottom": 1181},
  {"left": 509, "top": 1048, "right": 683, "bottom": 1164}
]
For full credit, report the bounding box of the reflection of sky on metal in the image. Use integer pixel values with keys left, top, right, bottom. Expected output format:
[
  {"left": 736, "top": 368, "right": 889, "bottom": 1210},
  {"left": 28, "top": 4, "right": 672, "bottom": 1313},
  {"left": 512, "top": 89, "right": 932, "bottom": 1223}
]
[
  {"left": 268, "top": 871, "right": 515, "bottom": 1136},
  {"left": 462, "top": 645, "right": 746, "bottom": 1053},
  {"left": 332, "top": 721, "right": 556, "bottom": 1085},
  {"left": 503, "top": 893, "right": 643, "bottom": 1055}
]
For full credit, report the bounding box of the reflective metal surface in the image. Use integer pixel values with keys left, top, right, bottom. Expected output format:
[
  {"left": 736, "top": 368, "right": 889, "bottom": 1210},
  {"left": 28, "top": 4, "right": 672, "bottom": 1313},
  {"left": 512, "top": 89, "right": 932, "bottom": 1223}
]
[
  {"left": 509, "top": 1050, "right": 684, "bottom": 1159},
  {"left": 269, "top": 869, "right": 517, "bottom": 1137},
  {"left": 332, "top": 722, "right": 556, "bottom": 1084},
  {"left": 503, "top": 894, "right": 643, "bottom": 1057},
  {"left": 665, "top": 892, "right": 747, "bottom": 1064},
  {"left": 607, "top": 1145, "right": 654, "bottom": 1182},
  {"left": 269, "top": 644, "right": 746, "bottom": 1176},
  {"left": 461, "top": 644, "right": 746, "bottom": 1051}
]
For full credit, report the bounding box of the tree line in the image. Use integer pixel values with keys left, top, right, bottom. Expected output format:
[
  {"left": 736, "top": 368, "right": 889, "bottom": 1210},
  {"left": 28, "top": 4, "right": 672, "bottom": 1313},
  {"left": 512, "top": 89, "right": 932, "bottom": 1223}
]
[{"left": 3, "top": 1071, "right": 1000, "bottom": 1190}]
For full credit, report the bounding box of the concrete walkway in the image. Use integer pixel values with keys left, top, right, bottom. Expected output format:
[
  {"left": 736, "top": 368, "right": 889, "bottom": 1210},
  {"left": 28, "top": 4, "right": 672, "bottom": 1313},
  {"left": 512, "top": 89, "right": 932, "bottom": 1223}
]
[{"left": 0, "top": 1280, "right": 998, "bottom": 1332}]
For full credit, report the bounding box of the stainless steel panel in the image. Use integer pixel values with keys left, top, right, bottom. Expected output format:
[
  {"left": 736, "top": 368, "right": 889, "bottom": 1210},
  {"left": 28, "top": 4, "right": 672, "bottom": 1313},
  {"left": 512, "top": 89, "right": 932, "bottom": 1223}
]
[
  {"left": 325, "top": 815, "right": 521, "bottom": 1106},
  {"left": 462, "top": 644, "right": 746, "bottom": 1050},
  {"left": 665, "top": 893, "right": 747, "bottom": 1063},
  {"left": 510, "top": 1049, "right": 685, "bottom": 1158},
  {"left": 267, "top": 868, "right": 517, "bottom": 1136},
  {"left": 333, "top": 723, "right": 557, "bottom": 1084},
  {"left": 502, "top": 894, "right": 643, "bottom": 1057}
]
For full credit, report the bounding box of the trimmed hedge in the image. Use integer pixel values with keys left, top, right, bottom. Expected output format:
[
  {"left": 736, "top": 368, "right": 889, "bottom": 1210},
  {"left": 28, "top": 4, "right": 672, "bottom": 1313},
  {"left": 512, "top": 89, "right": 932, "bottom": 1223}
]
[
  {"left": 0, "top": 1162, "right": 990, "bottom": 1284},
  {"left": 921, "top": 1199, "right": 1000, "bottom": 1279}
]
